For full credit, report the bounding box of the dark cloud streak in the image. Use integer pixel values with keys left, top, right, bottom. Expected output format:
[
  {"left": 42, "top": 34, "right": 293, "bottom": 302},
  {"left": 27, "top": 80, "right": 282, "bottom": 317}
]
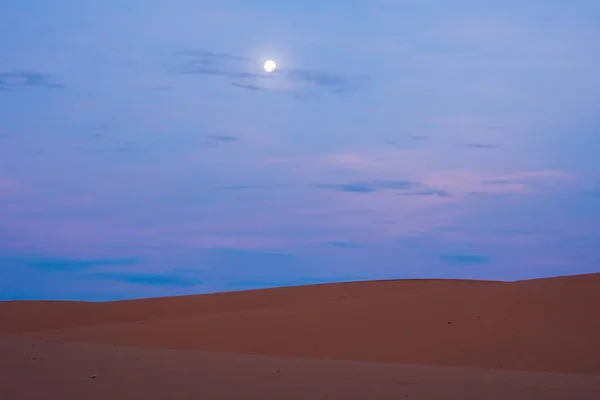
[
  {"left": 0, "top": 71, "right": 65, "bottom": 91},
  {"left": 327, "top": 241, "right": 369, "bottom": 249},
  {"left": 206, "top": 134, "right": 242, "bottom": 142},
  {"left": 24, "top": 257, "right": 140, "bottom": 272},
  {"left": 232, "top": 82, "right": 265, "bottom": 91},
  {"left": 315, "top": 180, "right": 450, "bottom": 196},
  {"left": 283, "top": 68, "right": 365, "bottom": 94},
  {"left": 217, "top": 184, "right": 287, "bottom": 190},
  {"left": 441, "top": 254, "right": 490, "bottom": 266}
]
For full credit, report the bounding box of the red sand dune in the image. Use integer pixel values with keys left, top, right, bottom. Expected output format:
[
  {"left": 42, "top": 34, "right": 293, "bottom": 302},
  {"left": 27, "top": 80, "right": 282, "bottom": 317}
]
[
  {"left": 3, "top": 338, "right": 600, "bottom": 400},
  {"left": 2, "top": 273, "right": 600, "bottom": 399},
  {"left": 2, "top": 273, "right": 600, "bottom": 374}
]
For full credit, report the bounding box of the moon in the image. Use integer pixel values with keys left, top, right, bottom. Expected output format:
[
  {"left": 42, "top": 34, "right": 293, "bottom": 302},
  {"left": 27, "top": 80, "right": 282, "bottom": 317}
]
[{"left": 264, "top": 60, "right": 277, "bottom": 73}]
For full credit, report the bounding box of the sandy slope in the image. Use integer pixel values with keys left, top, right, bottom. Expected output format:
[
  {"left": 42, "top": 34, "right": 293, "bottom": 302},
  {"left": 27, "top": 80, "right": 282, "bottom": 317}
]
[
  {"left": 2, "top": 338, "right": 600, "bottom": 400},
  {"left": 1, "top": 274, "right": 600, "bottom": 399},
  {"left": 3, "top": 274, "right": 599, "bottom": 374}
]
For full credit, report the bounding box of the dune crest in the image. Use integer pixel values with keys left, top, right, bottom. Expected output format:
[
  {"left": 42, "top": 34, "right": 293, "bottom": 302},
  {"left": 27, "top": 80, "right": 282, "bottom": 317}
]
[{"left": 2, "top": 273, "right": 600, "bottom": 375}]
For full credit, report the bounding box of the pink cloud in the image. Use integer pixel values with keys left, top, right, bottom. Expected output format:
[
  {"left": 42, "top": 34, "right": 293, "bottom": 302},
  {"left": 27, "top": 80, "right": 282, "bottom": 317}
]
[
  {"left": 422, "top": 169, "right": 575, "bottom": 196},
  {"left": 0, "top": 173, "right": 25, "bottom": 198}
]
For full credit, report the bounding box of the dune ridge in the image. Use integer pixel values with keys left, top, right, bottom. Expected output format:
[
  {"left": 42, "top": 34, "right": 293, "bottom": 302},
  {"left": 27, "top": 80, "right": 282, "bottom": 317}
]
[{"left": 2, "top": 273, "right": 599, "bottom": 375}]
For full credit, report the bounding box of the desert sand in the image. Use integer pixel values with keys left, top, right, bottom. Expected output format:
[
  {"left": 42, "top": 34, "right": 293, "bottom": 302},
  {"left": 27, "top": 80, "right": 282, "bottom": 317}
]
[{"left": 1, "top": 273, "right": 600, "bottom": 399}]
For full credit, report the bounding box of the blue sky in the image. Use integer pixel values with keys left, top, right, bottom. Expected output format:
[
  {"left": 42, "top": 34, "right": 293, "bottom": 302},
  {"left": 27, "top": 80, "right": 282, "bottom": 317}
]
[{"left": 1, "top": 0, "right": 599, "bottom": 300}]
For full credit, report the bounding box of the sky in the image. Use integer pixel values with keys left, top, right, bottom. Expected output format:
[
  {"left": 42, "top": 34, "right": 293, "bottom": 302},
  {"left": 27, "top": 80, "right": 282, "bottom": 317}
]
[{"left": 1, "top": 0, "right": 600, "bottom": 301}]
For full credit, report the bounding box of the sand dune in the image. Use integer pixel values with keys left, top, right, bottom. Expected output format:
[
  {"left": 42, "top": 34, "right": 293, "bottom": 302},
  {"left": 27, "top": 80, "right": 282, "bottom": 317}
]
[
  {"left": 3, "top": 338, "right": 600, "bottom": 400},
  {"left": 2, "top": 273, "right": 599, "bottom": 375}
]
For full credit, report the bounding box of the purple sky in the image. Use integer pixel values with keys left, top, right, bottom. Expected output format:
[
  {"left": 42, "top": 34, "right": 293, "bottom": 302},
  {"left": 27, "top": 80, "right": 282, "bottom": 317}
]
[{"left": 1, "top": 0, "right": 600, "bottom": 300}]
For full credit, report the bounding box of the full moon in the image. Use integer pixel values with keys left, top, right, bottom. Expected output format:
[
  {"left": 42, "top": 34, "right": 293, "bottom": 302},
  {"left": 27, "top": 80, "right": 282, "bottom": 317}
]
[{"left": 264, "top": 60, "right": 277, "bottom": 73}]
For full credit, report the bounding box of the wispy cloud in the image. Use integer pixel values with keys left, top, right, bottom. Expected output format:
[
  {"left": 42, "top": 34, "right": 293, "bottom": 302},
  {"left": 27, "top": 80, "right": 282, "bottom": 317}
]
[
  {"left": 176, "top": 49, "right": 365, "bottom": 94},
  {"left": 206, "top": 134, "right": 242, "bottom": 142},
  {"left": 481, "top": 179, "right": 517, "bottom": 185},
  {"left": 0, "top": 71, "right": 65, "bottom": 91},
  {"left": 422, "top": 170, "right": 575, "bottom": 197},
  {"left": 314, "top": 180, "right": 450, "bottom": 196},
  {"left": 179, "top": 236, "right": 292, "bottom": 251},
  {"left": 373, "top": 220, "right": 397, "bottom": 225},
  {"left": 316, "top": 180, "right": 413, "bottom": 194},
  {"left": 480, "top": 170, "right": 573, "bottom": 189},
  {"left": 72, "top": 126, "right": 135, "bottom": 154},
  {"left": 282, "top": 68, "right": 366, "bottom": 94},
  {"left": 461, "top": 143, "right": 499, "bottom": 149},
  {"left": 23, "top": 257, "right": 140, "bottom": 272},
  {"left": 201, "top": 134, "right": 243, "bottom": 148},
  {"left": 327, "top": 241, "right": 369, "bottom": 249},
  {"left": 177, "top": 50, "right": 251, "bottom": 78},
  {"left": 441, "top": 254, "right": 490, "bottom": 266},
  {"left": 217, "top": 184, "right": 286, "bottom": 190},
  {"left": 232, "top": 82, "right": 264, "bottom": 91},
  {"left": 87, "top": 272, "right": 202, "bottom": 287}
]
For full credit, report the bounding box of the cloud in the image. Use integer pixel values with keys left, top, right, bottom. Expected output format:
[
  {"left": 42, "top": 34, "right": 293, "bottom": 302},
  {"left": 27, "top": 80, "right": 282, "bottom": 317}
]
[
  {"left": 0, "top": 174, "right": 20, "bottom": 195},
  {"left": 217, "top": 184, "right": 286, "bottom": 190},
  {"left": 316, "top": 181, "right": 411, "bottom": 193},
  {"left": 206, "top": 134, "right": 242, "bottom": 142},
  {"left": 327, "top": 241, "right": 369, "bottom": 249},
  {"left": 398, "top": 188, "right": 451, "bottom": 197},
  {"left": 176, "top": 49, "right": 365, "bottom": 94},
  {"left": 580, "top": 190, "right": 600, "bottom": 199},
  {"left": 177, "top": 50, "right": 253, "bottom": 79},
  {"left": 461, "top": 143, "right": 499, "bottom": 149},
  {"left": 179, "top": 236, "right": 292, "bottom": 251},
  {"left": 0, "top": 71, "right": 65, "bottom": 91},
  {"left": 373, "top": 220, "right": 397, "bottom": 225},
  {"left": 86, "top": 272, "right": 202, "bottom": 287},
  {"left": 480, "top": 170, "right": 573, "bottom": 189},
  {"left": 75, "top": 141, "right": 136, "bottom": 154},
  {"left": 441, "top": 254, "right": 490, "bottom": 266},
  {"left": 386, "top": 136, "right": 428, "bottom": 146},
  {"left": 232, "top": 82, "right": 265, "bottom": 91},
  {"left": 321, "top": 153, "right": 384, "bottom": 171},
  {"left": 22, "top": 257, "right": 140, "bottom": 272},
  {"left": 314, "top": 180, "right": 451, "bottom": 196},
  {"left": 281, "top": 68, "right": 366, "bottom": 94},
  {"left": 181, "top": 50, "right": 244, "bottom": 62},
  {"left": 74, "top": 126, "right": 136, "bottom": 154},
  {"left": 481, "top": 179, "right": 515, "bottom": 185},
  {"left": 201, "top": 134, "right": 243, "bottom": 148},
  {"left": 421, "top": 169, "right": 574, "bottom": 197}
]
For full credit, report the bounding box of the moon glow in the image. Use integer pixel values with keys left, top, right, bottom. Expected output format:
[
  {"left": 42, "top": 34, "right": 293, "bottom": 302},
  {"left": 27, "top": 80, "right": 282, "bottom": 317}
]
[{"left": 264, "top": 60, "right": 277, "bottom": 73}]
